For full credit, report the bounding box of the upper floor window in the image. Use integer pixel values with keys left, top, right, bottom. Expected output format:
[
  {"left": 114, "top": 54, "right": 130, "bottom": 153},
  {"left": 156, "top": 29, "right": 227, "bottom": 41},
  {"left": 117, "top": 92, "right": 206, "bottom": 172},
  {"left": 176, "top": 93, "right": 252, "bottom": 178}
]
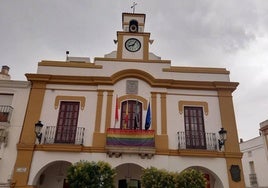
[
  {"left": 184, "top": 106, "right": 206, "bottom": 149},
  {"left": 120, "top": 100, "right": 142, "bottom": 130},
  {"left": 55, "top": 101, "right": 80, "bottom": 144}
]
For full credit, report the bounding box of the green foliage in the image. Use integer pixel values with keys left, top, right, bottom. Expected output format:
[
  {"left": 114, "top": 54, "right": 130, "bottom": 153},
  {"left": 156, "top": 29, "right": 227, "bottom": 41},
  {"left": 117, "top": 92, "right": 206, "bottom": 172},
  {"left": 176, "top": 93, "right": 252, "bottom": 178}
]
[
  {"left": 67, "top": 160, "right": 116, "bottom": 188},
  {"left": 175, "top": 169, "right": 206, "bottom": 188},
  {"left": 141, "top": 167, "right": 177, "bottom": 188},
  {"left": 141, "top": 167, "right": 206, "bottom": 188}
]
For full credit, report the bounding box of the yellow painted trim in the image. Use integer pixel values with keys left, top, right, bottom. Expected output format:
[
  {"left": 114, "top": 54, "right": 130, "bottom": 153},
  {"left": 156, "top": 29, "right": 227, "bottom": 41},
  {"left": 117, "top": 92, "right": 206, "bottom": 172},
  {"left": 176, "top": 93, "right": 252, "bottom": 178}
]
[
  {"left": 160, "top": 93, "right": 167, "bottom": 134},
  {"left": 92, "top": 132, "right": 106, "bottom": 148},
  {"left": 94, "top": 90, "right": 103, "bottom": 132},
  {"left": 122, "top": 12, "right": 146, "bottom": 18},
  {"left": 34, "top": 143, "right": 83, "bottom": 152},
  {"left": 217, "top": 89, "right": 245, "bottom": 187},
  {"left": 178, "top": 101, "right": 209, "bottom": 115},
  {"left": 123, "top": 22, "right": 145, "bottom": 26},
  {"left": 143, "top": 35, "right": 149, "bottom": 60},
  {"left": 13, "top": 81, "right": 46, "bottom": 187},
  {"left": 105, "top": 91, "right": 113, "bottom": 130},
  {"left": 54, "top": 96, "right": 86, "bottom": 110},
  {"left": 38, "top": 61, "right": 102, "bottom": 69},
  {"left": 32, "top": 144, "right": 244, "bottom": 159},
  {"left": 151, "top": 93, "right": 157, "bottom": 132},
  {"left": 155, "top": 134, "right": 169, "bottom": 152},
  {"left": 118, "top": 94, "right": 147, "bottom": 110},
  {"left": 163, "top": 66, "right": 230, "bottom": 75},
  {"left": 117, "top": 31, "right": 150, "bottom": 37},
  {"left": 217, "top": 90, "right": 240, "bottom": 153},
  {"left": 95, "top": 57, "right": 171, "bottom": 64},
  {"left": 26, "top": 72, "right": 238, "bottom": 91},
  {"left": 225, "top": 158, "right": 246, "bottom": 188},
  {"left": 116, "top": 33, "right": 123, "bottom": 59}
]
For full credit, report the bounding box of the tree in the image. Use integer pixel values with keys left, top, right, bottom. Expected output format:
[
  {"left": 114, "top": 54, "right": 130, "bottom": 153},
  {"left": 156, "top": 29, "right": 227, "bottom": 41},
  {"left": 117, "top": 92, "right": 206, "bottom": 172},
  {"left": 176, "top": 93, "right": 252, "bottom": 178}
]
[
  {"left": 175, "top": 169, "right": 206, "bottom": 188},
  {"left": 141, "top": 167, "right": 206, "bottom": 188},
  {"left": 67, "top": 160, "right": 116, "bottom": 188},
  {"left": 141, "top": 167, "right": 176, "bottom": 188}
]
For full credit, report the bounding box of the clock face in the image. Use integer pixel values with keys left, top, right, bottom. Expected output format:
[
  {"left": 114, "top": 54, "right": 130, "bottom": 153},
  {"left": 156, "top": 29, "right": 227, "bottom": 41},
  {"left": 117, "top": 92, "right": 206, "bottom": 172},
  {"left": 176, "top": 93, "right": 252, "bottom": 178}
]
[{"left": 125, "top": 38, "right": 141, "bottom": 52}]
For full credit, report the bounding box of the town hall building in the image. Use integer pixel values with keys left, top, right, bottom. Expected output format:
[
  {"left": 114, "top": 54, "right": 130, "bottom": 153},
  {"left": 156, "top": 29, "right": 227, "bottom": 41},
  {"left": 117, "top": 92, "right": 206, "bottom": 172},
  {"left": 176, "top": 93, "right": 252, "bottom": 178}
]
[{"left": 11, "top": 11, "right": 245, "bottom": 188}]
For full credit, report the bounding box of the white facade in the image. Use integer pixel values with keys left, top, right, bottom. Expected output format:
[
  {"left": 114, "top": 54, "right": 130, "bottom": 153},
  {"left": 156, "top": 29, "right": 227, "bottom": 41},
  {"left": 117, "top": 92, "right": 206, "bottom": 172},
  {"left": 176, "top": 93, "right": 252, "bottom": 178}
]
[
  {"left": 240, "top": 120, "right": 268, "bottom": 188},
  {"left": 11, "top": 12, "right": 244, "bottom": 188},
  {"left": 0, "top": 67, "right": 30, "bottom": 186}
]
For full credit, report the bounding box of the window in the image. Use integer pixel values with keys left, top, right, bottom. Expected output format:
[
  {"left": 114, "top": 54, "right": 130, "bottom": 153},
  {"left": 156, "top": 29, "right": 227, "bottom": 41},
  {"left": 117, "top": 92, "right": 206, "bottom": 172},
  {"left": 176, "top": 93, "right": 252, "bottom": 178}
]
[
  {"left": 184, "top": 106, "right": 206, "bottom": 149},
  {"left": 249, "top": 161, "right": 258, "bottom": 186},
  {"left": 55, "top": 101, "right": 80, "bottom": 144},
  {"left": 120, "top": 100, "right": 142, "bottom": 130}
]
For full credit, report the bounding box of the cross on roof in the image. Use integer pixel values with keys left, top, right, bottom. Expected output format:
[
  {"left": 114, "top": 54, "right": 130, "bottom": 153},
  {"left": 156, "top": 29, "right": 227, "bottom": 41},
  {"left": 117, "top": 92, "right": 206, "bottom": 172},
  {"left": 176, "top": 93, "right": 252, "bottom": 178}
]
[{"left": 131, "top": 2, "right": 137, "bottom": 13}]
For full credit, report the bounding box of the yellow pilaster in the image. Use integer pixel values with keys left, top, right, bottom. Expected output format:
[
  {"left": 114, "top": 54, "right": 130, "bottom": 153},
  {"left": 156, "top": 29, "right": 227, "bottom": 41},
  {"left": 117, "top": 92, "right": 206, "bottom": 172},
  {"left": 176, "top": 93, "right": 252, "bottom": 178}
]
[
  {"left": 160, "top": 93, "right": 167, "bottom": 134},
  {"left": 218, "top": 89, "right": 245, "bottom": 188},
  {"left": 12, "top": 81, "right": 46, "bottom": 187},
  {"left": 105, "top": 91, "right": 113, "bottom": 131},
  {"left": 93, "top": 90, "right": 105, "bottom": 147}
]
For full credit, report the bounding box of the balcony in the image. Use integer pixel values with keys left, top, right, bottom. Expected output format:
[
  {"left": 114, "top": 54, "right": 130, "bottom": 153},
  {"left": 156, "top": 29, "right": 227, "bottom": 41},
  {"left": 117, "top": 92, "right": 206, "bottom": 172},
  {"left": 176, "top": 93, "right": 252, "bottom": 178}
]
[
  {"left": 177, "top": 131, "right": 218, "bottom": 151},
  {"left": 106, "top": 128, "right": 155, "bottom": 159},
  {"left": 43, "top": 126, "right": 85, "bottom": 145},
  {"left": 0, "top": 105, "right": 13, "bottom": 123}
]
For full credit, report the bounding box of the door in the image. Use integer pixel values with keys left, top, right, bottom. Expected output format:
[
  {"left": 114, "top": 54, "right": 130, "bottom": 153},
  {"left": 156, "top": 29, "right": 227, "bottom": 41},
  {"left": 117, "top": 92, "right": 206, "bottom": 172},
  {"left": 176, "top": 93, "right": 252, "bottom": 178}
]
[
  {"left": 184, "top": 106, "right": 206, "bottom": 149},
  {"left": 55, "top": 101, "right": 80, "bottom": 143},
  {"left": 120, "top": 100, "right": 142, "bottom": 130}
]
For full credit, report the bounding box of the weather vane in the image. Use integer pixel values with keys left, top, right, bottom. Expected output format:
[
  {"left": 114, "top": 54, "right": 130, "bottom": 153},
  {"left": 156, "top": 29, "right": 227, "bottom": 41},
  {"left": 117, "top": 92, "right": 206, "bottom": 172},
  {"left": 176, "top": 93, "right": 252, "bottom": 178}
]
[{"left": 131, "top": 2, "right": 137, "bottom": 13}]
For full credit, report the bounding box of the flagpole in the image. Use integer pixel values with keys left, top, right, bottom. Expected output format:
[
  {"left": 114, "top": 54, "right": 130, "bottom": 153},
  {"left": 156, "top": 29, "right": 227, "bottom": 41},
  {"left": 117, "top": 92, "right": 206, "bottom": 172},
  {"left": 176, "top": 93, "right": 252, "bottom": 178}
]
[{"left": 114, "top": 95, "right": 119, "bottom": 128}]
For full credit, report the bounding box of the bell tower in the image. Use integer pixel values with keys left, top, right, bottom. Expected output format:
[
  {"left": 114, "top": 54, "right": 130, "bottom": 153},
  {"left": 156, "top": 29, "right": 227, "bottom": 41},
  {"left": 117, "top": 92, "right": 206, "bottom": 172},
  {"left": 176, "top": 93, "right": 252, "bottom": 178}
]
[{"left": 116, "top": 13, "right": 151, "bottom": 61}]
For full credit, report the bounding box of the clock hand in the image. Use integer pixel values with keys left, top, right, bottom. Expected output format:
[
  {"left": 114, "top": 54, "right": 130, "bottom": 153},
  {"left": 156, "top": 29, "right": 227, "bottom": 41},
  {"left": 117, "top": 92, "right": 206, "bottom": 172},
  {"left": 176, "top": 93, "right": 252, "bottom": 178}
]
[{"left": 128, "top": 41, "right": 136, "bottom": 47}]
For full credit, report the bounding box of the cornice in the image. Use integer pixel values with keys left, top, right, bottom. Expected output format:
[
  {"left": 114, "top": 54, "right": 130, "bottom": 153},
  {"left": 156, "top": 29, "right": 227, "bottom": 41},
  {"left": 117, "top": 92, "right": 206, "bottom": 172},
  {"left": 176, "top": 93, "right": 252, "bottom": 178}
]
[
  {"left": 33, "top": 145, "right": 243, "bottom": 159},
  {"left": 0, "top": 80, "right": 30, "bottom": 88},
  {"left": 163, "top": 66, "right": 230, "bottom": 75},
  {"left": 25, "top": 69, "right": 238, "bottom": 92},
  {"left": 94, "top": 57, "right": 171, "bottom": 64},
  {"left": 117, "top": 31, "right": 151, "bottom": 37},
  {"left": 38, "top": 60, "right": 102, "bottom": 69}
]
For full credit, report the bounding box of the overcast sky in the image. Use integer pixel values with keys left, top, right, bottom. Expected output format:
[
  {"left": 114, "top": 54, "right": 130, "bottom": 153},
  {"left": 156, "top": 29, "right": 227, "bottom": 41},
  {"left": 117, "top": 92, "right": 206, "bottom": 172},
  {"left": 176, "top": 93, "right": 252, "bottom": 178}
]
[{"left": 1, "top": 0, "right": 268, "bottom": 141}]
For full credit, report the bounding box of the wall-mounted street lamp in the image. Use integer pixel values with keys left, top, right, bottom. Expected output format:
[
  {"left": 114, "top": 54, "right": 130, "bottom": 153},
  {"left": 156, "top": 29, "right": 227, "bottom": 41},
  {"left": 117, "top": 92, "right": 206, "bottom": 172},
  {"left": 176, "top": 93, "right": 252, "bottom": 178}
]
[
  {"left": 218, "top": 127, "right": 227, "bottom": 151},
  {"left": 35, "top": 121, "right": 44, "bottom": 144}
]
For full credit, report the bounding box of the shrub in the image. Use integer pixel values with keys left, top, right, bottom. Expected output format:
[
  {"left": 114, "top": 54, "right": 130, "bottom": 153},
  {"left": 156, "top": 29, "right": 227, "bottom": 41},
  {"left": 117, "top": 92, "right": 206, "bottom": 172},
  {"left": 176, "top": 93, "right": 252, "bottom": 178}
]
[
  {"left": 141, "top": 167, "right": 206, "bottom": 188},
  {"left": 67, "top": 160, "right": 116, "bottom": 188}
]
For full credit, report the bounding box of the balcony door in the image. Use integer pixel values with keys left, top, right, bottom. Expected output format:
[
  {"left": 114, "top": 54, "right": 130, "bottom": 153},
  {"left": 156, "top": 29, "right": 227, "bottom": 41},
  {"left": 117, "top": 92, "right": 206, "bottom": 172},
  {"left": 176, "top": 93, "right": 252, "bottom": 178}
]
[
  {"left": 120, "top": 100, "right": 142, "bottom": 130},
  {"left": 55, "top": 101, "right": 80, "bottom": 144},
  {"left": 184, "top": 106, "right": 206, "bottom": 149}
]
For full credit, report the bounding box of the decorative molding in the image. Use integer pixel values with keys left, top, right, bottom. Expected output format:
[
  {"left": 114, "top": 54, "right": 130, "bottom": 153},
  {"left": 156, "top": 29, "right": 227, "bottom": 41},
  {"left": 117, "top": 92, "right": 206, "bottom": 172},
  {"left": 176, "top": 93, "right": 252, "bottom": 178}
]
[
  {"left": 38, "top": 61, "right": 102, "bottom": 69},
  {"left": 25, "top": 72, "right": 238, "bottom": 92},
  {"left": 178, "top": 101, "right": 209, "bottom": 115},
  {"left": 126, "top": 80, "right": 138, "bottom": 94},
  {"left": 163, "top": 66, "right": 230, "bottom": 74},
  {"left": 118, "top": 94, "right": 148, "bottom": 110},
  {"left": 54, "top": 96, "right": 86, "bottom": 110}
]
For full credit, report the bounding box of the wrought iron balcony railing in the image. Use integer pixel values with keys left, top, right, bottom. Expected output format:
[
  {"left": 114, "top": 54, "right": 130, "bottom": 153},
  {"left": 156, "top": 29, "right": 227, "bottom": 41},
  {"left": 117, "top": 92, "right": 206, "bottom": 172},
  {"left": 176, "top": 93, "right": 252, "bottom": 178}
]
[
  {"left": 177, "top": 131, "right": 218, "bottom": 151},
  {"left": 0, "top": 105, "right": 13, "bottom": 123},
  {"left": 44, "top": 126, "right": 85, "bottom": 145}
]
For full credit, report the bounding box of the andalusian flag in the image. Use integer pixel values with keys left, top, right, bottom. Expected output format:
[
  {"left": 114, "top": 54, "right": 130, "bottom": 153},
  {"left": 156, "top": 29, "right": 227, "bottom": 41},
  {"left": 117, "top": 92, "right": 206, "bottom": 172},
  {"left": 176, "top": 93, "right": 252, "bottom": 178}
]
[
  {"left": 145, "top": 102, "right": 151, "bottom": 130},
  {"left": 124, "top": 101, "right": 128, "bottom": 129},
  {"left": 134, "top": 100, "right": 140, "bottom": 129}
]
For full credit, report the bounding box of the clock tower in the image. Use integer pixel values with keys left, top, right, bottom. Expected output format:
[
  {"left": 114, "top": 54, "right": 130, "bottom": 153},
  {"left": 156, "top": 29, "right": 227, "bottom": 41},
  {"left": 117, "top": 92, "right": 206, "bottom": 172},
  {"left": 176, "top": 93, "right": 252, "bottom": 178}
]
[{"left": 116, "top": 13, "right": 151, "bottom": 61}]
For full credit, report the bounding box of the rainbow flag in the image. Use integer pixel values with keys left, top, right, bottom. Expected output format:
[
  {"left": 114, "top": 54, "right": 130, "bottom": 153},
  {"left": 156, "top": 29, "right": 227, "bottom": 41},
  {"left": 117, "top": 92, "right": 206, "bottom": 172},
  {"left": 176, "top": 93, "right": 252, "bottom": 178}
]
[{"left": 106, "top": 128, "right": 155, "bottom": 147}]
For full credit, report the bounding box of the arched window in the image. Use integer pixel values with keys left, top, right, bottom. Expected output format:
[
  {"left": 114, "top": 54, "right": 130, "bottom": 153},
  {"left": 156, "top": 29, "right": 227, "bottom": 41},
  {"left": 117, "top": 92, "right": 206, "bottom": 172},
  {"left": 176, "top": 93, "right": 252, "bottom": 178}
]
[
  {"left": 120, "top": 100, "right": 142, "bottom": 130},
  {"left": 129, "top": 20, "right": 138, "bottom": 33}
]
